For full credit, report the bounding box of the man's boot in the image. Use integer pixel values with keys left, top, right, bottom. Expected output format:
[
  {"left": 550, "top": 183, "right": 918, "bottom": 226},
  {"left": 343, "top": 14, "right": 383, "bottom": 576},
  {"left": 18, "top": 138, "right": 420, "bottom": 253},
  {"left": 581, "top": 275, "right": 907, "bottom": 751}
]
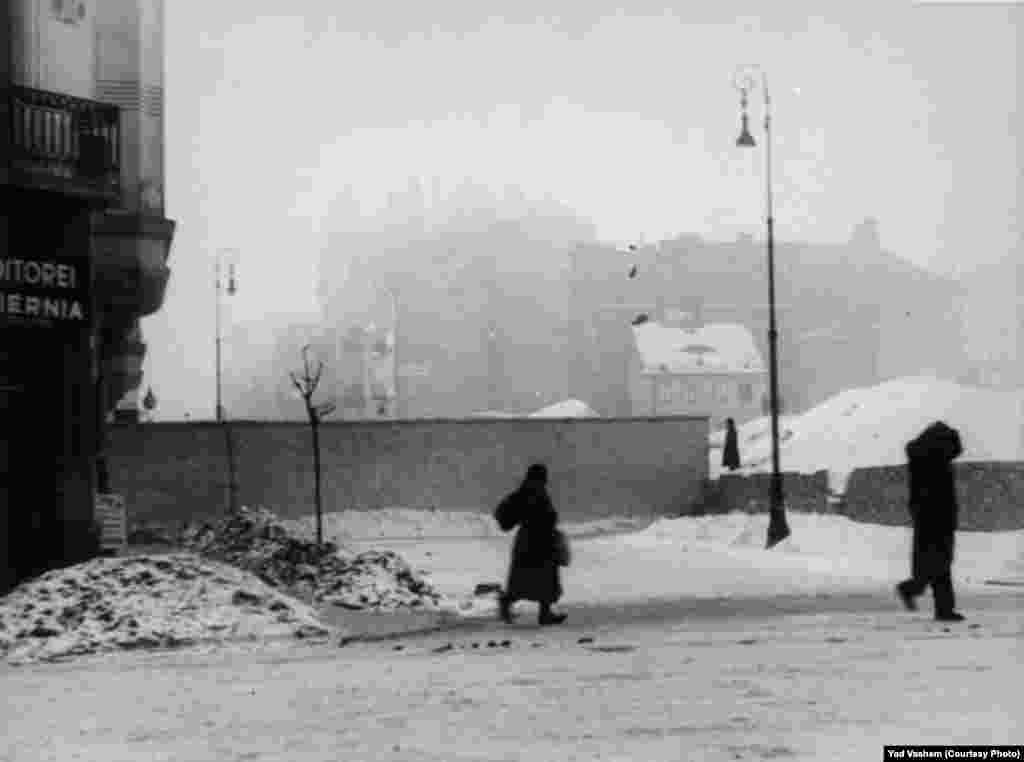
[{"left": 932, "top": 573, "right": 963, "bottom": 622}]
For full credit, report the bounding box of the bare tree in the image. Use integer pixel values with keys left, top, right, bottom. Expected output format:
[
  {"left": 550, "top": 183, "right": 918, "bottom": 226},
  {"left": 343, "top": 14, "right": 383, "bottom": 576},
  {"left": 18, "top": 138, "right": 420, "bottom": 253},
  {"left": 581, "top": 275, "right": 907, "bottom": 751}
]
[{"left": 289, "top": 345, "right": 336, "bottom": 545}]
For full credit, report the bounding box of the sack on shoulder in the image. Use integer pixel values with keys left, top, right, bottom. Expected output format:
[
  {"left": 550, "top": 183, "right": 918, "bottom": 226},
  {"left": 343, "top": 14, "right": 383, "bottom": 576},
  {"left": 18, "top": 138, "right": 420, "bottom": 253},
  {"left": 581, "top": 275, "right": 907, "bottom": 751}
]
[
  {"left": 494, "top": 493, "right": 519, "bottom": 532},
  {"left": 553, "top": 529, "right": 571, "bottom": 567}
]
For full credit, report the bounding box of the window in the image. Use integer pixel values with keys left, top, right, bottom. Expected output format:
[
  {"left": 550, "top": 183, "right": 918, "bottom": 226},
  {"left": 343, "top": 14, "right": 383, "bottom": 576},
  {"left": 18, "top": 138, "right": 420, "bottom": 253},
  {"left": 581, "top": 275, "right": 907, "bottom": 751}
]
[
  {"left": 52, "top": 0, "right": 85, "bottom": 24},
  {"left": 687, "top": 384, "right": 697, "bottom": 405},
  {"left": 739, "top": 383, "right": 754, "bottom": 403},
  {"left": 717, "top": 381, "right": 731, "bottom": 404},
  {"left": 659, "top": 380, "right": 673, "bottom": 404}
]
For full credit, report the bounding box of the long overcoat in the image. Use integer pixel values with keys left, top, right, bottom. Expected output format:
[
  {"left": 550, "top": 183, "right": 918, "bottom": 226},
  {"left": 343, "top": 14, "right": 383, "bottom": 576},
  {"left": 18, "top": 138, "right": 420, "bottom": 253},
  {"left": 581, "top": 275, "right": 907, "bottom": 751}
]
[
  {"left": 722, "top": 425, "right": 741, "bottom": 471},
  {"left": 498, "top": 481, "right": 563, "bottom": 605},
  {"left": 905, "top": 421, "right": 962, "bottom": 579}
]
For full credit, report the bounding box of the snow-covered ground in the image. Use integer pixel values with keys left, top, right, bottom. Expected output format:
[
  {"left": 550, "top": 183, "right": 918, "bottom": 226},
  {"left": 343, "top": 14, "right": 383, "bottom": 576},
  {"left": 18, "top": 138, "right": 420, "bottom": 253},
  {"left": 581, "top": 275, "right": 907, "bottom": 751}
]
[
  {"left": 3, "top": 507, "right": 1021, "bottom": 759},
  {"left": 8, "top": 507, "right": 1018, "bottom": 665},
  {"left": 708, "top": 376, "right": 1024, "bottom": 490},
  {"left": 4, "top": 595, "right": 1021, "bottom": 762},
  {"left": 280, "top": 508, "right": 649, "bottom": 542},
  {"left": 321, "top": 509, "right": 1024, "bottom": 619}
]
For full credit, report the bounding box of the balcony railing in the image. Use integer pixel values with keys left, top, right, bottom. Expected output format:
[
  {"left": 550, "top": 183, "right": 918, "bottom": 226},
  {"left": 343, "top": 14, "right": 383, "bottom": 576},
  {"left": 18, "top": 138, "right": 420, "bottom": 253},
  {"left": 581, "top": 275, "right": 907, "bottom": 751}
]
[{"left": 7, "top": 85, "right": 121, "bottom": 201}]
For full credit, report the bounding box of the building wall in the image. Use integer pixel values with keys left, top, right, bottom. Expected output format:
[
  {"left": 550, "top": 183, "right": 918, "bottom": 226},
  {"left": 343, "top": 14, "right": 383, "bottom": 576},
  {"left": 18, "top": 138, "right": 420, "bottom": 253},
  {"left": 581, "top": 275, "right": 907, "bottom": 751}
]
[
  {"left": 843, "top": 462, "right": 1024, "bottom": 531},
  {"left": 629, "top": 366, "right": 767, "bottom": 429},
  {"left": 10, "top": 0, "right": 96, "bottom": 97},
  {"left": 3, "top": 0, "right": 173, "bottom": 591},
  {"left": 94, "top": 0, "right": 165, "bottom": 215},
  {"left": 106, "top": 417, "right": 711, "bottom": 526},
  {"left": 2, "top": 193, "right": 98, "bottom": 591}
]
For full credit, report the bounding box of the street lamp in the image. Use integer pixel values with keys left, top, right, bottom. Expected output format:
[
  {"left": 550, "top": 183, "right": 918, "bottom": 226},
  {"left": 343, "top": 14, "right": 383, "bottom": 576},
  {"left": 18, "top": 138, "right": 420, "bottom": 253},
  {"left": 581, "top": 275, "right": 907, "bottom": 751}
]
[
  {"left": 733, "top": 64, "right": 791, "bottom": 549},
  {"left": 368, "top": 282, "right": 402, "bottom": 419},
  {"left": 383, "top": 287, "right": 401, "bottom": 419},
  {"left": 214, "top": 249, "right": 237, "bottom": 422},
  {"left": 214, "top": 248, "right": 239, "bottom": 513}
]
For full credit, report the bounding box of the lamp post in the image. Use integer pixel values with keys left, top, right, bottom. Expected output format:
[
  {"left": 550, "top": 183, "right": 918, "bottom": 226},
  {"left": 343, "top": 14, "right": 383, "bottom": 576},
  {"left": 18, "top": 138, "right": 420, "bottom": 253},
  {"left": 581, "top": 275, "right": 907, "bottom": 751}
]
[
  {"left": 733, "top": 65, "right": 791, "bottom": 549},
  {"left": 215, "top": 249, "right": 239, "bottom": 513},
  {"left": 368, "top": 282, "right": 402, "bottom": 418},
  {"left": 383, "top": 287, "right": 401, "bottom": 419}
]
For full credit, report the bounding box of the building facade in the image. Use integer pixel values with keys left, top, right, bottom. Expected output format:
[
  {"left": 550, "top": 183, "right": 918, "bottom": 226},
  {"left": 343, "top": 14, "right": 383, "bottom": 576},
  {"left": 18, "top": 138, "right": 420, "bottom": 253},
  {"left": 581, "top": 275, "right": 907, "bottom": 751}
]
[{"left": 1, "top": 0, "right": 175, "bottom": 592}]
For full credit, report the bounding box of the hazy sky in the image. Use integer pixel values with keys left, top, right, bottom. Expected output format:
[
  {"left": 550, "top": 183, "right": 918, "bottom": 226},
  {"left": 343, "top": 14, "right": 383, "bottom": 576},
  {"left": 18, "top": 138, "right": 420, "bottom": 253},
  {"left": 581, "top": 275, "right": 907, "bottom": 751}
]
[{"left": 144, "top": 1, "right": 1021, "bottom": 420}]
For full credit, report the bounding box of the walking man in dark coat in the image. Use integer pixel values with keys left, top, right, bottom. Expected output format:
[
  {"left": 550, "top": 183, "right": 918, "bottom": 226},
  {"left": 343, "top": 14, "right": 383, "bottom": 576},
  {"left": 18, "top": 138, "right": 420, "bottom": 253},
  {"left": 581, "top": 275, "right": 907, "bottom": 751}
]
[
  {"left": 896, "top": 421, "right": 966, "bottom": 622},
  {"left": 495, "top": 463, "right": 567, "bottom": 626},
  {"left": 722, "top": 417, "right": 741, "bottom": 472}
]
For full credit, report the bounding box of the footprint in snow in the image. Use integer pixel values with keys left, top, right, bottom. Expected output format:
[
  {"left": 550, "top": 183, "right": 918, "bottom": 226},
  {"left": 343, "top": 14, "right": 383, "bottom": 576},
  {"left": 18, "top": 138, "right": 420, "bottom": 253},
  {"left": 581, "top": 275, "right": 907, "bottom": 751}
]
[{"left": 587, "top": 644, "right": 637, "bottom": 653}]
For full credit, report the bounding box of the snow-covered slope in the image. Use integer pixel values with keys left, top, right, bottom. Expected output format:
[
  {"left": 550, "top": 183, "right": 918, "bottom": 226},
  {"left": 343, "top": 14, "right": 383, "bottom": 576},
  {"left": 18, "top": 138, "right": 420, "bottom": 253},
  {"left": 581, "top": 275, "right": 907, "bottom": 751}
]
[{"left": 709, "top": 376, "right": 1024, "bottom": 489}]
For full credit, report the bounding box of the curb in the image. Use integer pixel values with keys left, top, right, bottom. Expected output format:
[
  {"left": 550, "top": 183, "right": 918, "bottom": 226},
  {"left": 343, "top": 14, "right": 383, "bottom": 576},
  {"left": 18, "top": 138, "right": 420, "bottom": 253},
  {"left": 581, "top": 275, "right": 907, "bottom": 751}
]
[{"left": 336, "top": 613, "right": 486, "bottom": 646}]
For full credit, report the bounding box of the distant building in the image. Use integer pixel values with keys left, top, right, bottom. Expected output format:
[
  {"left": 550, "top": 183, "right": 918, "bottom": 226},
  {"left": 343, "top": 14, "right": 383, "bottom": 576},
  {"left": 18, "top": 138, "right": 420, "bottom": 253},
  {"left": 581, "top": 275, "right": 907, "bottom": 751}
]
[
  {"left": 569, "top": 221, "right": 965, "bottom": 417},
  {"left": 629, "top": 322, "right": 767, "bottom": 427},
  {"left": 318, "top": 219, "right": 576, "bottom": 418}
]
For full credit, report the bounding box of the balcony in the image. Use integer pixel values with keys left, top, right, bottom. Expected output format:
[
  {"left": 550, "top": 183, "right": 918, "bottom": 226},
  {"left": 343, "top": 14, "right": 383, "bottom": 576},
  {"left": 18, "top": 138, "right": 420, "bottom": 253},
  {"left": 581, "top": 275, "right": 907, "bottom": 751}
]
[
  {"left": 5, "top": 85, "right": 121, "bottom": 203},
  {"left": 92, "top": 211, "right": 175, "bottom": 317}
]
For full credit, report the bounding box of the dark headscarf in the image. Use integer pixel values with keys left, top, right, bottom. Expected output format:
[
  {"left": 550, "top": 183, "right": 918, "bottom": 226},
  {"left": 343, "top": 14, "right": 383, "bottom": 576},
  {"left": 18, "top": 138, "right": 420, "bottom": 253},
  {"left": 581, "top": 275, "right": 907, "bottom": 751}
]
[
  {"left": 906, "top": 421, "right": 963, "bottom": 463},
  {"left": 524, "top": 463, "right": 548, "bottom": 486}
]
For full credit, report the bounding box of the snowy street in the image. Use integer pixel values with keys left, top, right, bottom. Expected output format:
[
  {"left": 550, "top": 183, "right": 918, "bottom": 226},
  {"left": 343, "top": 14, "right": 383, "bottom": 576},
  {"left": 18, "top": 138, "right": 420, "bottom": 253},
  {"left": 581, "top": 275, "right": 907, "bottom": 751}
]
[{"left": 2, "top": 589, "right": 1021, "bottom": 762}]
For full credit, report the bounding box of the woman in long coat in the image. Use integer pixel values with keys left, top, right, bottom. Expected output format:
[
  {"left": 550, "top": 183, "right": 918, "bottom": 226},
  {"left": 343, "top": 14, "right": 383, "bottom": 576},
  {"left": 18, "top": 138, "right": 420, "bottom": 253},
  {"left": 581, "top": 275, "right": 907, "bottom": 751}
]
[
  {"left": 495, "top": 463, "right": 567, "bottom": 626},
  {"left": 896, "top": 421, "right": 965, "bottom": 622}
]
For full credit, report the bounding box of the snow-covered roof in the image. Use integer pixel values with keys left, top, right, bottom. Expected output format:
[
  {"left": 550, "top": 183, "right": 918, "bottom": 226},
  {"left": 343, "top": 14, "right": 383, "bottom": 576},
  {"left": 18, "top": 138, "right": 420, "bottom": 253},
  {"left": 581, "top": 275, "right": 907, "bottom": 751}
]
[
  {"left": 529, "top": 399, "right": 598, "bottom": 418},
  {"left": 470, "top": 400, "right": 599, "bottom": 419},
  {"left": 633, "top": 322, "right": 765, "bottom": 375}
]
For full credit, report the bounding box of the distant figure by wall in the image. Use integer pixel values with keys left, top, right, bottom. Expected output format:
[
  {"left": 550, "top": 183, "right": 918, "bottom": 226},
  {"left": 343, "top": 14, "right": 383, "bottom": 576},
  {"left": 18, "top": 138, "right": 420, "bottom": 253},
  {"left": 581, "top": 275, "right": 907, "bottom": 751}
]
[{"left": 722, "top": 417, "right": 741, "bottom": 472}]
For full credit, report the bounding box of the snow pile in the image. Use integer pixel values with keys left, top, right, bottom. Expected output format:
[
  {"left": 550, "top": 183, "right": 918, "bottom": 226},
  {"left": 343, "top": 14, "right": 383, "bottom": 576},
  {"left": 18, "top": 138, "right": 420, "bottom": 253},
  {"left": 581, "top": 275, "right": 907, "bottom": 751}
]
[
  {"left": 181, "top": 506, "right": 445, "bottom": 611},
  {"left": 709, "top": 376, "right": 1024, "bottom": 489},
  {"left": 0, "top": 554, "right": 330, "bottom": 665}
]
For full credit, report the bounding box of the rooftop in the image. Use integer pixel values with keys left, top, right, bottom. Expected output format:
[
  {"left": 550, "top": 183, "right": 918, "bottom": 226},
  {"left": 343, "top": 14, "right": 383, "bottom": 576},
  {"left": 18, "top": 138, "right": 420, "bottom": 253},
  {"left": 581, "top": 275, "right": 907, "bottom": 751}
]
[{"left": 633, "top": 322, "right": 765, "bottom": 375}]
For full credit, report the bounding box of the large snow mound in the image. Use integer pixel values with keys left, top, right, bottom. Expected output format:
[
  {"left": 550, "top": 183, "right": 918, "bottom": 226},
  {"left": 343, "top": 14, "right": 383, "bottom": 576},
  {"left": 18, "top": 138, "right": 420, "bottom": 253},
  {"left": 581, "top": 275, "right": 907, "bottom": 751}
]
[
  {"left": 0, "top": 554, "right": 330, "bottom": 665},
  {"left": 709, "top": 376, "right": 1024, "bottom": 489},
  {"left": 181, "top": 506, "right": 445, "bottom": 611}
]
